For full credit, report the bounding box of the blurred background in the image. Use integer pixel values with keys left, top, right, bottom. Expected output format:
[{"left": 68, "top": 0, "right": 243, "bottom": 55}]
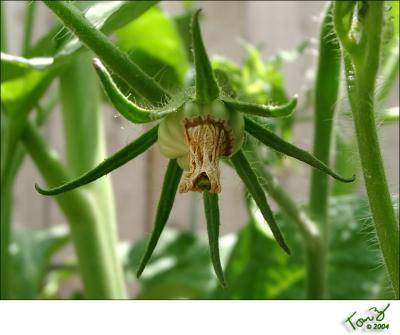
[{"left": 3, "top": 0, "right": 399, "bottom": 297}]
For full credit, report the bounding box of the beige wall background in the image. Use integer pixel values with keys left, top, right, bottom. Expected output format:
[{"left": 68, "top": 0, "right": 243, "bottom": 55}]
[{"left": 4, "top": 1, "right": 399, "bottom": 294}]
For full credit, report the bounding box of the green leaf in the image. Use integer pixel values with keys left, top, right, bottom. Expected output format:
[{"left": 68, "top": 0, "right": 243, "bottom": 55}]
[
  {"left": 212, "top": 219, "right": 303, "bottom": 299},
  {"left": 35, "top": 125, "right": 159, "bottom": 195},
  {"left": 93, "top": 58, "right": 186, "bottom": 123},
  {"left": 59, "top": 1, "right": 159, "bottom": 58},
  {"left": 1, "top": 52, "right": 54, "bottom": 82},
  {"left": 212, "top": 196, "right": 390, "bottom": 299},
  {"left": 129, "top": 229, "right": 216, "bottom": 299},
  {"left": 244, "top": 117, "right": 355, "bottom": 183},
  {"left": 126, "top": 49, "right": 182, "bottom": 92},
  {"left": 191, "top": 9, "right": 220, "bottom": 103},
  {"left": 11, "top": 225, "right": 69, "bottom": 299},
  {"left": 128, "top": 228, "right": 236, "bottom": 299},
  {"left": 137, "top": 159, "right": 183, "bottom": 277},
  {"left": 231, "top": 150, "right": 290, "bottom": 254},
  {"left": 203, "top": 191, "right": 226, "bottom": 287},
  {"left": 116, "top": 6, "right": 188, "bottom": 84},
  {"left": 222, "top": 94, "right": 297, "bottom": 118}
]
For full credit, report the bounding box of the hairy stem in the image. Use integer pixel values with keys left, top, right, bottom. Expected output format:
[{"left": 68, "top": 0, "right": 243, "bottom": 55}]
[
  {"left": 309, "top": 3, "right": 340, "bottom": 232},
  {"left": 335, "top": 1, "right": 399, "bottom": 297},
  {"left": 308, "top": 4, "right": 341, "bottom": 299},
  {"left": 43, "top": 0, "right": 168, "bottom": 103}
]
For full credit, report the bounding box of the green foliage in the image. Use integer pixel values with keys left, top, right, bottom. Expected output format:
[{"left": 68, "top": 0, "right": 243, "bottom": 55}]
[
  {"left": 212, "top": 196, "right": 386, "bottom": 299},
  {"left": 10, "top": 225, "right": 69, "bottom": 299},
  {"left": 1, "top": 0, "right": 398, "bottom": 300},
  {"left": 128, "top": 229, "right": 221, "bottom": 299},
  {"left": 116, "top": 6, "right": 189, "bottom": 86}
]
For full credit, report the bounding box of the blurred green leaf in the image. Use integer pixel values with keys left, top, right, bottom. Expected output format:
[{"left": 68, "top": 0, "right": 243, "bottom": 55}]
[
  {"left": 211, "top": 196, "right": 386, "bottom": 299},
  {"left": 25, "top": 1, "right": 158, "bottom": 70},
  {"left": 126, "top": 49, "right": 181, "bottom": 92},
  {"left": 326, "top": 196, "right": 395, "bottom": 299},
  {"left": 10, "top": 225, "right": 69, "bottom": 299},
  {"left": 391, "top": 0, "right": 399, "bottom": 35},
  {"left": 116, "top": 6, "right": 189, "bottom": 85},
  {"left": 57, "top": 1, "right": 159, "bottom": 58},
  {"left": 211, "top": 218, "right": 304, "bottom": 299},
  {"left": 127, "top": 229, "right": 235, "bottom": 299},
  {"left": 1, "top": 52, "right": 54, "bottom": 82}
]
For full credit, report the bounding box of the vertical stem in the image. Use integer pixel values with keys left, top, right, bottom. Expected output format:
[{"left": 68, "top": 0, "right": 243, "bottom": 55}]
[
  {"left": 21, "top": 1, "right": 36, "bottom": 56},
  {"left": 1, "top": 0, "right": 39, "bottom": 299},
  {"left": 21, "top": 122, "right": 124, "bottom": 299},
  {"left": 0, "top": 0, "right": 10, "bottom": 299},
  {"left": 341, "top": 2, "right": 399, "bottom": 297},
  {"left": 0, "top": 1, "right": 6, "bottom": 52},
  {"left": 309, "top": 3, "right": 340, "bottom": 232},
  {"left": 60, "top": 53, "right": 127, "bottom": 298},
  {"left": 308, "top": 4, "right": 341, "bottom": 299}
]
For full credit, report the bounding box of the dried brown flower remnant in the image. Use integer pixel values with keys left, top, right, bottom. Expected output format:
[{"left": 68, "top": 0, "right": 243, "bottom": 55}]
[{"left": 179, "top": 116, "right": 233, "bottom": 193}]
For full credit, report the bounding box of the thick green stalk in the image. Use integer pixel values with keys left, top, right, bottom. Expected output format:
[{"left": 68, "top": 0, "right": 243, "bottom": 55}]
[
  {"left": 21, "top": 122, "right": 125, "bottom": 299},
  {"left": 0, "top": 0, "right": 10, "bottom": 299},
  {"left": 308, "top": 4, "right": 341, "bottom": 299},
  {"left": 336, "top": 1, "right": 399, "bottom": 297},
  {"left": 21, "top": 1, "right": 36, "bottom": 56},
  {"left": 60, "top": 53, "right": 127, "bottom": 298},
  {"left": 1, "top": 1, "right": 6, "bottom": 52},
  {"left": 43, "top": 0, "right": 168, "bottom": 103},
  {"left": 309, "top": 3, "right": 340, "bottom": 234}
]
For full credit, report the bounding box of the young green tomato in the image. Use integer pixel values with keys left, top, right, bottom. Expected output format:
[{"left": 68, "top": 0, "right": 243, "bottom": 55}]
[{"left": 158, "top": 99, "right": 244, "bottom": 193}]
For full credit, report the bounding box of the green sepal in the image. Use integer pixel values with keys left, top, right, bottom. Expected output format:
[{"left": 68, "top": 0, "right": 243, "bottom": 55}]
[
  {"left": 222, "top": 95, "right": 297, "bottom": 118},
  {"left": 203, "top": 190, "right": 226, "bottom": 287},
  {"left": 136, "top": 159, "right": 183, "bottom": 277},
  {"left": 93, "top": 58, "right": 185, "bottom": 123},
  {"left": 191, "top": 9, "right": 220, "bottom": 103},
  {"left": 231, "top": 150, "right": 291, "bottom": 255},
  {"left": 35, "top": 125, "right": 159, "bottom": 195},
  {"left": 244, "top": 117, "right": 355, "bottom": 183}
]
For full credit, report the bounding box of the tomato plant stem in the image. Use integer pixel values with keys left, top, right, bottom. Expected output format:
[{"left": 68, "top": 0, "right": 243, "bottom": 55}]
[
  {"left": 59, "top": 53, "right": 127, "bottom": 298},
  {"left": 335, "top": 1, "right": 399, "bottom": 298},
  {"left": 21, "top": 122, "right": 125, "bottom": 299},
  {"left": 43, "top": 0, "right": 168, "bottom": 104},
  {"left": 308, "top": 4, "right": 341, "bottom": 299}
]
